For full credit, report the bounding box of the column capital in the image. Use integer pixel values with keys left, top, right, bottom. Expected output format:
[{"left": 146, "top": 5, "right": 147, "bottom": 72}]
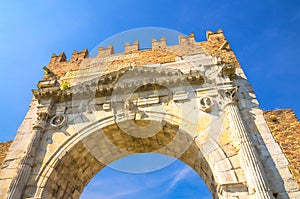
[{"left": 218, "top": 87, "right": 238, "bottom": 108}]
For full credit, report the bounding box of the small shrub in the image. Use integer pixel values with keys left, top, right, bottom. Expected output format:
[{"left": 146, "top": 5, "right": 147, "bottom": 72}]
[{"left": 60, "top": 81, "right": 70, "bottom": 90}]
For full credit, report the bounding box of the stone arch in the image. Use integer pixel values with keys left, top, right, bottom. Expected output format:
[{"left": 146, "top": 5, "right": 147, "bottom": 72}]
[
  {"left": 2, "top": 30, "right": 299, "bottom": 199},
  {"left": 30, "top": 111, "right": 235, "bottom": 199}
]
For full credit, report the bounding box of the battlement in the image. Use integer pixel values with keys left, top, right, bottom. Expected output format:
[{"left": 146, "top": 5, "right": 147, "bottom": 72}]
[
  {"left": 45, "top": 30, "right": 239, "bottom": 80},
  {"left": 50, "top": 49, "right": 89, "bottom": 64},
  {"left": 98, "top": 45, "right": 114, "bottom": 57},
  {"left": 179, "top": 33, "right": 196, "bottom": 45},
  {"left": 206, "top": 29, "right": 224, "bottom": 40},
  {"left": 125, "top": 40, "right": 139, "bottom": 53}
]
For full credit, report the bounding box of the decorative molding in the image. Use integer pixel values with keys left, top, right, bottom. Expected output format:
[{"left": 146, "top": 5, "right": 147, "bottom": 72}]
[
  {"left": 103, "top": 101, "right": 111, "bottom": 111},
  {"left": 32, "top": 66, "right": 205, "bottom": 102},
  {"left": 32, "top": 105, "right": 51, "bottom": 131},
  {"left": 173, "top": 91, "right": 189, "bottom": 101},
  {"left": 137, "top": 95, "right": 159, "bottom": 106}
]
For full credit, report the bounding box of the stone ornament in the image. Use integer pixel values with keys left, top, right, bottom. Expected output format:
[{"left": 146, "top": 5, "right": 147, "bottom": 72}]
[
  {"left": 103, "top": 102, "right": 111, "bottom": 111},
  {"left": 218, "top": 87, "right": 238, "bottom": 107},
  {"left": 173, "top": 91, "right": 189, "bottom": 101},
  {"left": 32, "top": 106, "right": 51, "bottom": 131},
  {"left": 199, "top": 96, "right": 214, "bottom": 112},
  {"left": 220, "top": 63, "right": 235, "bottom": 78},
  {"left": 32, "top": 112, "right": 49, "bottom": 131},
  {"left": 50, "top": 114, "right": 67, "bottom": 129}
]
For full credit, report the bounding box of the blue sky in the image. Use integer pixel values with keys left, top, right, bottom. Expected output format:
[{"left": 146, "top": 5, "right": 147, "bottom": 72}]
[
  {"left": 0, "top": 1, "right": 300, "bottom": 198},
  {"left": 81, "top": 157, "right": 211, "bottom": 199}
]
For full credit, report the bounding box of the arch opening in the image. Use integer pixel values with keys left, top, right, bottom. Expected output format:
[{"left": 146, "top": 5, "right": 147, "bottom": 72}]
[{"left": 80, "top": 154, "right": 212, "bottom": 199}]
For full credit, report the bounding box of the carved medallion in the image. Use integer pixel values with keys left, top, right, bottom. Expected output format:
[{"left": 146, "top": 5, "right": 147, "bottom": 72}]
[
  {"left": 199, "top": 96, "right": 214, "bottom": 113},
  {"left": 50, "top": 114, "right": 67, "bottom": 129}
]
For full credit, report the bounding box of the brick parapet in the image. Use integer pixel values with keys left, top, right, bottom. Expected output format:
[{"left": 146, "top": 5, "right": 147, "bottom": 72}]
[{"left": 43, "top": 30, "right": 240, "bottom": 80}]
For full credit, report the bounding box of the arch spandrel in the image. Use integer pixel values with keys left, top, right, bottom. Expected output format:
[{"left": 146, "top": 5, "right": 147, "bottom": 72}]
[{"left": 24, "top": 59, "right": 253, "bottom": 199}]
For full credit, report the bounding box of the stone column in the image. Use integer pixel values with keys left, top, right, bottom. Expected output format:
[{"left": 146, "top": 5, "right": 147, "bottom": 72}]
[
  {"left": 219, "top": 88, "right": 273, "bottom": 199},
  {"left": 7, "top": 101, "right": 52, "bottom": 199}
]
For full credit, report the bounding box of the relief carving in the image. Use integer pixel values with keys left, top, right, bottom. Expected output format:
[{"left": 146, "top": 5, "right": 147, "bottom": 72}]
[
  {"left": 218, "top": 87, "right": 238, "bottom": 107},
  {"left": 199, "top": 96, "right": 214, "bottom": 113},
  {"left": 32, "top": 106, "right": 51, "bottom": 131}
]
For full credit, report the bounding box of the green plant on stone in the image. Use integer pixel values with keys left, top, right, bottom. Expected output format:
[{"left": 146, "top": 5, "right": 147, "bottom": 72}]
[{"left": 60, "top": 81, "right": 70, "bottom": 90}]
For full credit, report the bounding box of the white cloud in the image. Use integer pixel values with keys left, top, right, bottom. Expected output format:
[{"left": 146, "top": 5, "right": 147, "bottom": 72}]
[
  {"left": 81, "top": 186, "right": 142, "bottom": 199},
  {"left": 81, "top": 160, "right": 198, "bottom": 199},
  {"left": 166, "top": 165, "right": 192, "bottom": 192}
]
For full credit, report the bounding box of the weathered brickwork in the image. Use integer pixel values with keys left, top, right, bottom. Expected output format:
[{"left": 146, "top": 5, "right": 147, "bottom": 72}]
[
  {"left": 200, "top": 29, "right": 241, "bottom": 68},
  {"left": 46, "top": 49, "right": 89, "bottom": 79},
  {"left": 0, "top": 141, "right": 12, "bottom": 166},
  {"left": 44, "top": 29, "right": 237, "bottom": 81},
  {"left": 264, "top": 109, "right": 300, "bottom": 187}
]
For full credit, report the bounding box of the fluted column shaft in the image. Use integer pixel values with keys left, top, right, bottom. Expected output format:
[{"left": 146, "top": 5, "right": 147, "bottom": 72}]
[
  {"left": 7, "top": 102, "right": 51, "bottom": 199},
  {"left": 225, "top": 101, "right": 273, "bottom": 199}
]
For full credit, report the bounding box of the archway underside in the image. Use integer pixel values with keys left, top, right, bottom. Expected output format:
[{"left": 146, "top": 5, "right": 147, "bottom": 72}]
[{"left": 32, "top": 121, "right": 217, "bottom": 199}]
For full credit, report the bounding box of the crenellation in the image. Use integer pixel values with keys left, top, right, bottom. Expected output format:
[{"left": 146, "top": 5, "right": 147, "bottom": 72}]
[
  {"left": 44, "top": 31, "right": 241, "bottom": 80},
  {"left": 57, "top": 52, "right": 66, "bottom": 62},
  {"left": 152, "top": 37, "right": 167, "bottom": 50},
  {"left": 97, "top": 45, "right": 114, "bottom": 57},
  {"left": 206, "top": 29, "right": 224, "bottom": 40},
  {"left": 201, "top": 30, "right": 241, "bottom": 68},
  {"left": 179, "top": 33, "right": 196, "bottom": 46},
  {"left": 124, "top": 40, "right": 139, "bottom": 53},
  {"left": 49, "top": 52, "right": 66, "bottom": 65},
  {"left": 206, "top": 30, "right": 215, "bottom": 40},
  {"left": 71, "top": 49, "right": 89, "bottom": 62}
]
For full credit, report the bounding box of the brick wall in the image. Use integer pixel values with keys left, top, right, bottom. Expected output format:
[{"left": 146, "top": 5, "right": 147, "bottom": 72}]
[
  {"left": 0, "top": 141, "right": 12, "bottom": 166},
  {"left": 264, "top": 109, "right": 300, "bottom": 186}
]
